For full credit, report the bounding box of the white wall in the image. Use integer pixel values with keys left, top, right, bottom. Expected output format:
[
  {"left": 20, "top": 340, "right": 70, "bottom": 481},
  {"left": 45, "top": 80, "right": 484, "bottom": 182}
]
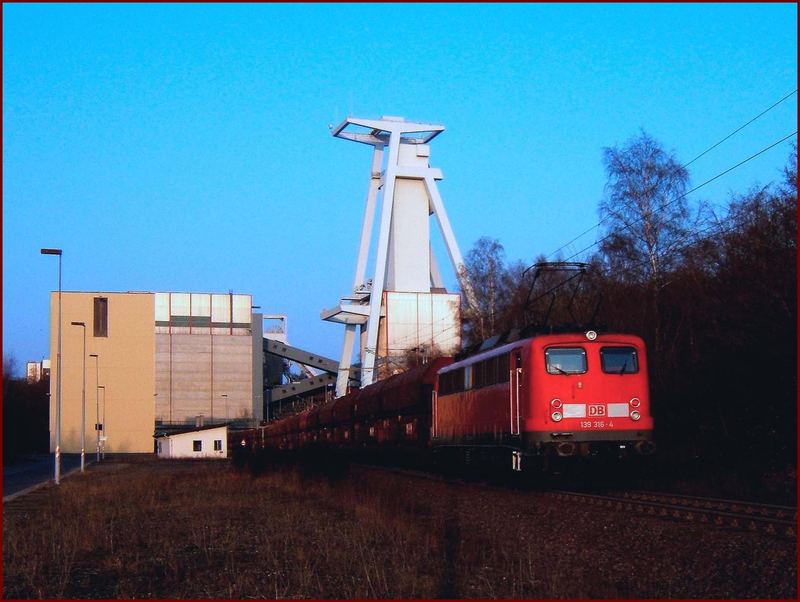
[{"left": 157, "top": 426, "right": 227, "bottom": 459}]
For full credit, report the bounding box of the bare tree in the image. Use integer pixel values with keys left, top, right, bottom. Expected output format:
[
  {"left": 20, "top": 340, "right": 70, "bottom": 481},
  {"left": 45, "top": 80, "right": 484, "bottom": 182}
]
[
  {"left": 461, "top": 237, "right": 511, "bottom": 342},
  {"left": 3, "top": 354, "right": 18, "bottom": 382},
  {"left": 598, "top": 131, "right": 693, "bottom": 362},
  {"left": 599, "top": 130, "right": 691, "bottom": 287}
]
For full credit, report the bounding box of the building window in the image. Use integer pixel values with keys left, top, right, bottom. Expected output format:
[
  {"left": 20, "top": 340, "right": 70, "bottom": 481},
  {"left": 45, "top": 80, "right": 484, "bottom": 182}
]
[
  {"left": 93, "top": 297, "right": 108, "bottom": 337},
  {"left": 214, "top": 439, "right": 222, "bottom": 451},
  {"left": 193, "top": 440, "right": 202, "bottom": 452}
]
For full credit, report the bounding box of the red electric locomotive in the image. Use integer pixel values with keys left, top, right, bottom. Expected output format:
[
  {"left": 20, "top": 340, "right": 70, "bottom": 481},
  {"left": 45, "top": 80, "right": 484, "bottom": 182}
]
[{"left": 433, "top": 330, "right": 654, "bottom": 471}]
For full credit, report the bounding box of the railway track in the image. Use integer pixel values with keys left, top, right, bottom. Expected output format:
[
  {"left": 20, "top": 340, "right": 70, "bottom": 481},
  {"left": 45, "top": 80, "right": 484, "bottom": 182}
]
[
  {"left": 350, "top": 461, "right": 797, "bottom": 539},
  {"left": 551, "top": 489, "right": 797, "bottom": 538}
]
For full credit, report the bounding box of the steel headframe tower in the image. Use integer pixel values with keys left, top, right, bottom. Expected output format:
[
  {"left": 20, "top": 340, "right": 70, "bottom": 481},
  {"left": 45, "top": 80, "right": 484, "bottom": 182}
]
[{"left": 322, "top": 116, "right": 477, "bottom": 397}]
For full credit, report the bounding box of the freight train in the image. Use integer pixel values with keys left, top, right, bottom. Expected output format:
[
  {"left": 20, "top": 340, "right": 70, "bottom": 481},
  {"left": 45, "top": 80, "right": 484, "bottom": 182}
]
[{"left": 233, "top": 330, "right": 654, "bottom": 474}]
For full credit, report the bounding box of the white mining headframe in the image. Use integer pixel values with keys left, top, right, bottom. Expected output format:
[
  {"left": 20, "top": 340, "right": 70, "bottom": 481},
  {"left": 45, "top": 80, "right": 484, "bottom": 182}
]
[{"left": 321, "top": 116, "right": 477, "bottom": 397}]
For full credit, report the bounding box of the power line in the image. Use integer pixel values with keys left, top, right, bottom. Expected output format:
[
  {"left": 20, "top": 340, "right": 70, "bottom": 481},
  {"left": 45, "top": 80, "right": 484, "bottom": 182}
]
[
  {"left": 546, "top": 88, "right": 798, "bottom": 260},
  {"left": 563, "top": 130, "right": 797, "bottom": 263},
  {"left": 682, "top": 88, "right": 797, "bottom": 169}
]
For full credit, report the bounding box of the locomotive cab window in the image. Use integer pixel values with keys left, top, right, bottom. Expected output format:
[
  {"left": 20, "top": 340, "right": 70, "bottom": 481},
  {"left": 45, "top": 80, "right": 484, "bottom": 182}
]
[
  {"left": 600, "top": 346, "right": 639, "bottom": 374},
  {"left": 545, "top": 347, "right": 587, "bottom": 374}
]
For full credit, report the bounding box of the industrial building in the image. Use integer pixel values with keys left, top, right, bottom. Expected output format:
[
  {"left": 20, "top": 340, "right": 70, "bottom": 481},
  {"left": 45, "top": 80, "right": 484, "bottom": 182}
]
[
  {"left": 155, "top": 424, "right": 228, "bottom": 459},
  {"left": 47, "top": 291, "right": 263, "bottom": 454},
  {"left": 26, "top": 359, "right": 51, "bottom": 383}
]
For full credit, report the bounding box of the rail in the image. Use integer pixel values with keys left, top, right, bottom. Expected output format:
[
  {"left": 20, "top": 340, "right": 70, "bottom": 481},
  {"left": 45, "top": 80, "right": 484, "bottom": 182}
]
[{"left": 550, "top": 489, "right": 796, "bottom": 538}]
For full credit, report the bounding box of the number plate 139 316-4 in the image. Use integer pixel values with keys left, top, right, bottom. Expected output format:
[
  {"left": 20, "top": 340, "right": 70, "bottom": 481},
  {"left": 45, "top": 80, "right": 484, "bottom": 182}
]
[{"left": 580, "top": 420, "right": 614, "bottom": 429}]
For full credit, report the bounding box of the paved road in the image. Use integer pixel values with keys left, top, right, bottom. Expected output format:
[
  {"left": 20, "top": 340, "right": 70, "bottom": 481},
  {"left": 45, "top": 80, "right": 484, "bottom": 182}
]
[{"left": 3, "top": 454, "right": 96, "bottom": 499}]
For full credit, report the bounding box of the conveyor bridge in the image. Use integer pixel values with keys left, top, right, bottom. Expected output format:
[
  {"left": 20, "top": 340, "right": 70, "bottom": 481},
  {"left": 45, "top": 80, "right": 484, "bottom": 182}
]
[{"left": 263, "top": 338, "right": 360, "bottom": 415}]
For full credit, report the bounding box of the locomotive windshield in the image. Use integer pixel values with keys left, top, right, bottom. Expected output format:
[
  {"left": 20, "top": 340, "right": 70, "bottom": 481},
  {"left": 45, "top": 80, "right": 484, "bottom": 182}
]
[
  {"left": 545, "top": 347, "right": 587, "bottom": 374},
  {"left": 600, "top": 346, "right": 639, "bottom": 374}
]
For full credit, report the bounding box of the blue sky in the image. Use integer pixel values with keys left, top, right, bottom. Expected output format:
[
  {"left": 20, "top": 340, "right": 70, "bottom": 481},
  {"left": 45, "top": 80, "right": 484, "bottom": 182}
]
[{"left": 3, "top": 3, "right": 797, "bottom": 370}]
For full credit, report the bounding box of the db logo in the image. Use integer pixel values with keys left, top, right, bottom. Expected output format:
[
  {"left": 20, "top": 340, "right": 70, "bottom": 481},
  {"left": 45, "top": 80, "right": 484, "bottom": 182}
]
[{"left": 588, "top": 404, "right": 606, "bottom": 416}]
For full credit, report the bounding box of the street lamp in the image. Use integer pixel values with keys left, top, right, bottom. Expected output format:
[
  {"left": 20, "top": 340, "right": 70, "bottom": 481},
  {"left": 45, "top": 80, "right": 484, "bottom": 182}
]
[
  {"left": 97, "top": 385, "right": 106, "bottom": 460},
  {"left": 90, "top": 354, "right": 100, "bottom": 462},
  {"left": 70, "top": 321, "right": 86, "bottom": 472},
  {"left": 41, "top": 247, "right": 62, "bottom": 485}
]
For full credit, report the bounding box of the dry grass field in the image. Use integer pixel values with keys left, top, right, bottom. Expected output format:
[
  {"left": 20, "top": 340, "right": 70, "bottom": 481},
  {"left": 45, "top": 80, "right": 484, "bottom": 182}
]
[{"left": 3, "top": 456, "right": 796, "bottom": 599}]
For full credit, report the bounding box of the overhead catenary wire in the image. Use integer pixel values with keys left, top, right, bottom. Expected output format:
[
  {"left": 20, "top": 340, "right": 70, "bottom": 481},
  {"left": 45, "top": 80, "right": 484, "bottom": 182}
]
[
  {"left": 546, "top": 88, "right": 798, "bottom": 261},
  {"left": 681, "top": 88, "right": 797, "bottom": 170}
]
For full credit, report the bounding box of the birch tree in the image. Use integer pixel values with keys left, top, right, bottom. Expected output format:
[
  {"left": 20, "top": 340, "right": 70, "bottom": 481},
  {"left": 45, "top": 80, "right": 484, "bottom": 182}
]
[
  {"left": 599, "top": 130, "right": 690, "bottom": 287},
  {"left": 598, "top": 131, "right": 690, "bottom": 362}
]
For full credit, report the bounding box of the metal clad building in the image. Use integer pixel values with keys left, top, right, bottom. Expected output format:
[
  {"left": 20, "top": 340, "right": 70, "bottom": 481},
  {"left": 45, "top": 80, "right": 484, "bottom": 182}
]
[
  {"left": 154, "top": 292, "right": 255, "bottom": 425},
  {"left": 377, "top": 291, "right": 461, "bottom": 379}
]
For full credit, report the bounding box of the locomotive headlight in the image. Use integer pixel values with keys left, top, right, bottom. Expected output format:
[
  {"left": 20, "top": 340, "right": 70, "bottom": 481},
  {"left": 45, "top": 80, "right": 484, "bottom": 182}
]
[
  {"left": 551, "top": 398, "right": 563, "bottom": 409},
  {"left": 630, "top": 410, "right": 641, "bottom": 421},
  {"left": 585, "top": 330, "right": 598, "bottom": 341},
  {"left": 551, "top": 411, "right": 563, "bottom": 422},
  {"left": 629, "top": 397, "right": 641, "bottom": 408}
]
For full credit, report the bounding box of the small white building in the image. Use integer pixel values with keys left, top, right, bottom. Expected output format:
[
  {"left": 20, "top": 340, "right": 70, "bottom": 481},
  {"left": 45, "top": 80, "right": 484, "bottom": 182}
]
[{"left": 155, "top": 425, "right": 228, "bottom": 459}]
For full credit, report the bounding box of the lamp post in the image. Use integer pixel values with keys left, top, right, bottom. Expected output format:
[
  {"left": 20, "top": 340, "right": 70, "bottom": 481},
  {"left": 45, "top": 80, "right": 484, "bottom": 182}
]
[
  {"left": 90, "top": 354, "right": 100, "bottom": 462},
  {"left": 70, "top": 321, "right": 86, "bottom": 472},
  {"left": 41, "top": 247, "right": 62, "bottom": 485},
  {"left": 97, "top": 385, "right": 106, "bottom": 460}
]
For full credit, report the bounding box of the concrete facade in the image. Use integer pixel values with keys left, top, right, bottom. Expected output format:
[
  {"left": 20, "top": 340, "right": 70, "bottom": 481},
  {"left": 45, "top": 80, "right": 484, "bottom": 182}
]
[{"left": 49, "top": 292, "right": 156, "bottom": 454}]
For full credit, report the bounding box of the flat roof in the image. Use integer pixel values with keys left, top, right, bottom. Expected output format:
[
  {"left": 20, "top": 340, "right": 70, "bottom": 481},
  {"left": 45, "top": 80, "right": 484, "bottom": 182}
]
[{"left": 154, "top": 424, "right": 230, "bottom": 438}]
